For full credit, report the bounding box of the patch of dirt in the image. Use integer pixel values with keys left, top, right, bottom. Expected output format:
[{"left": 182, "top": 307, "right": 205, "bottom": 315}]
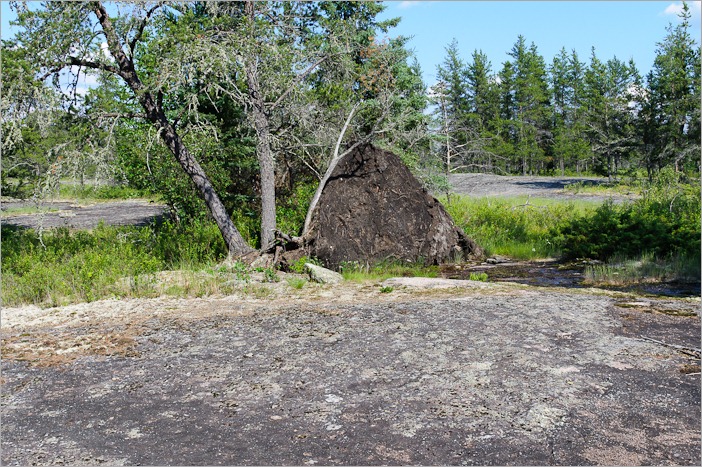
[
  {"left": 1, "top": 280, "right": 699, "bottom": 465},
  {"left": 0, "top": 199, "right": 168, "bottom": 229},
  {"left": 448, "top": 173, "right": 636, "bottom": 203}
]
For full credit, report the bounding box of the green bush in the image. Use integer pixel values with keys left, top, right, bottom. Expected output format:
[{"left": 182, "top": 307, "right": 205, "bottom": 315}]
[{"left": 556, "top": 178, "right": 700, "bottom": 261}]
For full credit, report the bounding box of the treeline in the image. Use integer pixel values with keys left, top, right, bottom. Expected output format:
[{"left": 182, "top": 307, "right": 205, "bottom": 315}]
[{"left": 432, "top": 3, "right": 700, "bottom": 178}]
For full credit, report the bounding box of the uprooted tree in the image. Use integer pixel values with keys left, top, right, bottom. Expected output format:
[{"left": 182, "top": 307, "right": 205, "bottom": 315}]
[{"left": 278, "top": 144, "right": 483, "bottom": 269}]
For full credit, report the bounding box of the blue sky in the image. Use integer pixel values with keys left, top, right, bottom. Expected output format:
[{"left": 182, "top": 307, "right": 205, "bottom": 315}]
[
  {"left": 378, "top": 1, "right": 701, "bottom": 86},
  {"left": 2, "top": 1, "right": 700, "bottom": 89}
]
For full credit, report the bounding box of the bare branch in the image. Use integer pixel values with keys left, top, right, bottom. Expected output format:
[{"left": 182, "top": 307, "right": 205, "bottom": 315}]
[
  {"left": 302, "top": 103, "right": 359, "bottom": 236},
  {"left": 128, "top": 2, "right": 164, "bottom": 57},
  {"left": 68, "top": 56, "right": 120, "bottom": 75},
  {"left": 269, "top": 55, "right": 328, "bottom": 112}
]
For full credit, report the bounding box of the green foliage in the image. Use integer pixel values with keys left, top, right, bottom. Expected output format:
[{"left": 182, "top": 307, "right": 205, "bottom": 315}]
[
  {"left": 287, "top": 256, "right": 320, "bottom": 274},
  {"left": 57, "top": 184, "right": 150, "bottom": 200},
  {"left": 276, "top": 183, "right": 315, "bottom": 236},
  {"left": 444, "top": 195, "right": 590, "bottom": 259},
  {"left": 469, "top": 272, "right": 489, "bottom": 282},
  {"left": 263, "top": 267, "right": 280, "bottom": 283},
  {"left": 379, "top": 285, "right": 394, "bottom": 293},
  {"left": 584, "top": 252, "right": 700, "bottom": 285},
  {"left": 286, "top": 277, "right": 308, "bottom": 289},
  {"left": 339, "top": 259, "right": 439, "bottom": 282},
  {"left": 555, "top": 175, "right": 700, "bottom": 261},
  {"left": 230, "top": 261, "right": 252, "bottom": 283},
  {"left": 1, "top": 220, "right": 228, "bottom": 307}
]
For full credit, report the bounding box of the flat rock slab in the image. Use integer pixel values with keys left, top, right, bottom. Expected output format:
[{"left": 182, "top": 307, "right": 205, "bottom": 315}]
[
  {"left": 382, "top": 276, "right": 499, "bottom": 290},
  {"left": 448, "top": 173, "right": 636, "bottom": 203},
  {"left": 1, "top": 288, "right": 699, "bottom": 465},
  {"left": 1, "top": 200, "right": 168, "bottom": 229}
]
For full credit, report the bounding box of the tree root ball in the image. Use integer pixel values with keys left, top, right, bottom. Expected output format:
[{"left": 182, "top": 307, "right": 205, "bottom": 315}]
[{"left": 305, "top": 144, "right": 483, "bottom": 269}]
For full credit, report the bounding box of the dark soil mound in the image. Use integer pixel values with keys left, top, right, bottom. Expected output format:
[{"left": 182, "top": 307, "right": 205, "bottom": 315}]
[{"left": 306, "top": 144, "right": 482, "bottom": 269}]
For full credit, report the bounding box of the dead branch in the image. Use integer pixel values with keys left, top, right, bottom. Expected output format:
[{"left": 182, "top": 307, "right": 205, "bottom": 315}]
[{"left": 302, "top": 102, "right": 359, "bottom": 236}]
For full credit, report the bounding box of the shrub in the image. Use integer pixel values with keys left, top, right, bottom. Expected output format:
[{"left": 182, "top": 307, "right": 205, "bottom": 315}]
[
  {"left": 556, "top": 179, "right": 700, "bottom": 261},
  {"left": 469, "top": 272, "right": 489, "bottom": 282}
]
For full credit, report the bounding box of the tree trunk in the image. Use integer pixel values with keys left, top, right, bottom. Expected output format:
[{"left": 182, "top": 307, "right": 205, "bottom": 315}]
[
  {"left": 157, "top": 120, "right": 254, "bottom": 256},
  {"left": 245, "top": 1, "right": 276, "bottom": 250},
  {"left": 92, "top": 2, "right": 254, "bottom": 258}
]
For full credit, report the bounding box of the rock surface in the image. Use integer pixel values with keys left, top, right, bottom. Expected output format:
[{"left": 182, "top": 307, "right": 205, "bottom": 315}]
[
  {"left": 305, "top": 263, "right": 344, "bottom": 284},
  {"left": 1, "top": 284, "right": 699, "bottom": 466}
]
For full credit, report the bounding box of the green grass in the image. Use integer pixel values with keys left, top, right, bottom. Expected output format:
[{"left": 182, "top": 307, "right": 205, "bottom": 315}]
[
  {"left": 286, "top": 277, "right": 308, "bottom": 289},
  {"left": 57, "top": 184, "right": 153, "bottom": 201},
  {"left": 443, "top": 195, "right": 599, "bottom": 260},
  {"left": 584, "top": 253, "right": 700, "bottom": 286},
  {"left": 469, "top": 272, "right": 489, "bottom": 282},
  {"left": 1, "top": 220, "right": 228, "bottom": 307},
  {"left": 339, "top": 259, "right": 439, "bottom": 282},
  {"left": 563, "top": 180, "right": 641, "bottom": 197},
  {"left": 1, "top": 206, "right": 60, "bottom": 217}
]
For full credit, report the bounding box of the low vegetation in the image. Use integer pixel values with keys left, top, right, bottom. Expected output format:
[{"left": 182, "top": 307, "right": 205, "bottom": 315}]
[
  {"left": 584, "top": 253, "right": 700, "bottom": 286},
  {"left": 444, "top": 195, "right": 597, "bottom": 260},
  {"left": 3, "top": 172, "right": 698, "bottom": 307},
  {"left": 339, "top": 260, "right": 439, "bottom": 282},
  {"left": 445, "top": 172, "right": 700, "bottom": 288},
  {"left": 1, "top": 221, "right": 228, "bottom": 307}
]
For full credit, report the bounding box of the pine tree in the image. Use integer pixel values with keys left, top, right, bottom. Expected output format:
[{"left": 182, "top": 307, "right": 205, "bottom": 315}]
[
  {"left": 505, "top": 36, "right": 551, "bottom": 174},
  {"left": 583, "top": 49, "right": 639, "bottom": 180},
  {"left": 646, "top": 1, "right": 701, "bottom": 173}
]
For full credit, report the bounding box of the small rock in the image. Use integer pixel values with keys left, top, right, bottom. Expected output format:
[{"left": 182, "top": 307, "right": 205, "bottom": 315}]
[
  {"left": 486, "top": 256, "right": 510, "bottom": 264},
  {"left": 305, "top": 263, "right": 343, "bottom": 284}
]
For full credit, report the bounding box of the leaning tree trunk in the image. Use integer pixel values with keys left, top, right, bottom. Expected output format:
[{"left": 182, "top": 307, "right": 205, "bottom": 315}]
[
  {"left": 153, "top": 117, "right": 254, "bottom": 256},
  {"left": 93, "top": 3, "right": 254, "bottom": 258}
]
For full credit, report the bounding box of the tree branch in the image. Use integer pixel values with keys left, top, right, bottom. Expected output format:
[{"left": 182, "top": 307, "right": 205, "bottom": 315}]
[
  {"left": 302, "top": 103, "right": 359, "bottom": 236},
  {"left": 68, "top": 56, "right": 121, "bottom": 75},
  {"left": 269, "top": 55, "right": 328, "bottom": 112},
  {"left": 129, "top": 2, "right": 163, "bottom": 57}
]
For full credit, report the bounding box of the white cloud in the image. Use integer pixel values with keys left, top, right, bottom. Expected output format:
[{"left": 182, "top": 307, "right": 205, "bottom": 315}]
[
  {"left": 398, "top": 1, "right": 423, "bottom": 9},
  {"left": 662, "top": 1, "right": 701, "bottom": 18},
  {"left": 100, "top": 42, "right": 111, "bottom": 59}
]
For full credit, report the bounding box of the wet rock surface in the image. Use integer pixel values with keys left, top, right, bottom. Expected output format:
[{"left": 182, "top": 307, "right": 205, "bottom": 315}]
[{"left": 1, "top": 284, "right": 699, "bottom": 465}]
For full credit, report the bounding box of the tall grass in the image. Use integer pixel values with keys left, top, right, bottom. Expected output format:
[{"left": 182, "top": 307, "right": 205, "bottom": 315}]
[
  {"left": 443, "top": 195, "right": 598, "bottom": 259},
  {"left": 1, "top": 220, "right": 228, "bottom": 307},
  {"left": 584, "top": 253, "right": 700, "bottom": 285}
]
